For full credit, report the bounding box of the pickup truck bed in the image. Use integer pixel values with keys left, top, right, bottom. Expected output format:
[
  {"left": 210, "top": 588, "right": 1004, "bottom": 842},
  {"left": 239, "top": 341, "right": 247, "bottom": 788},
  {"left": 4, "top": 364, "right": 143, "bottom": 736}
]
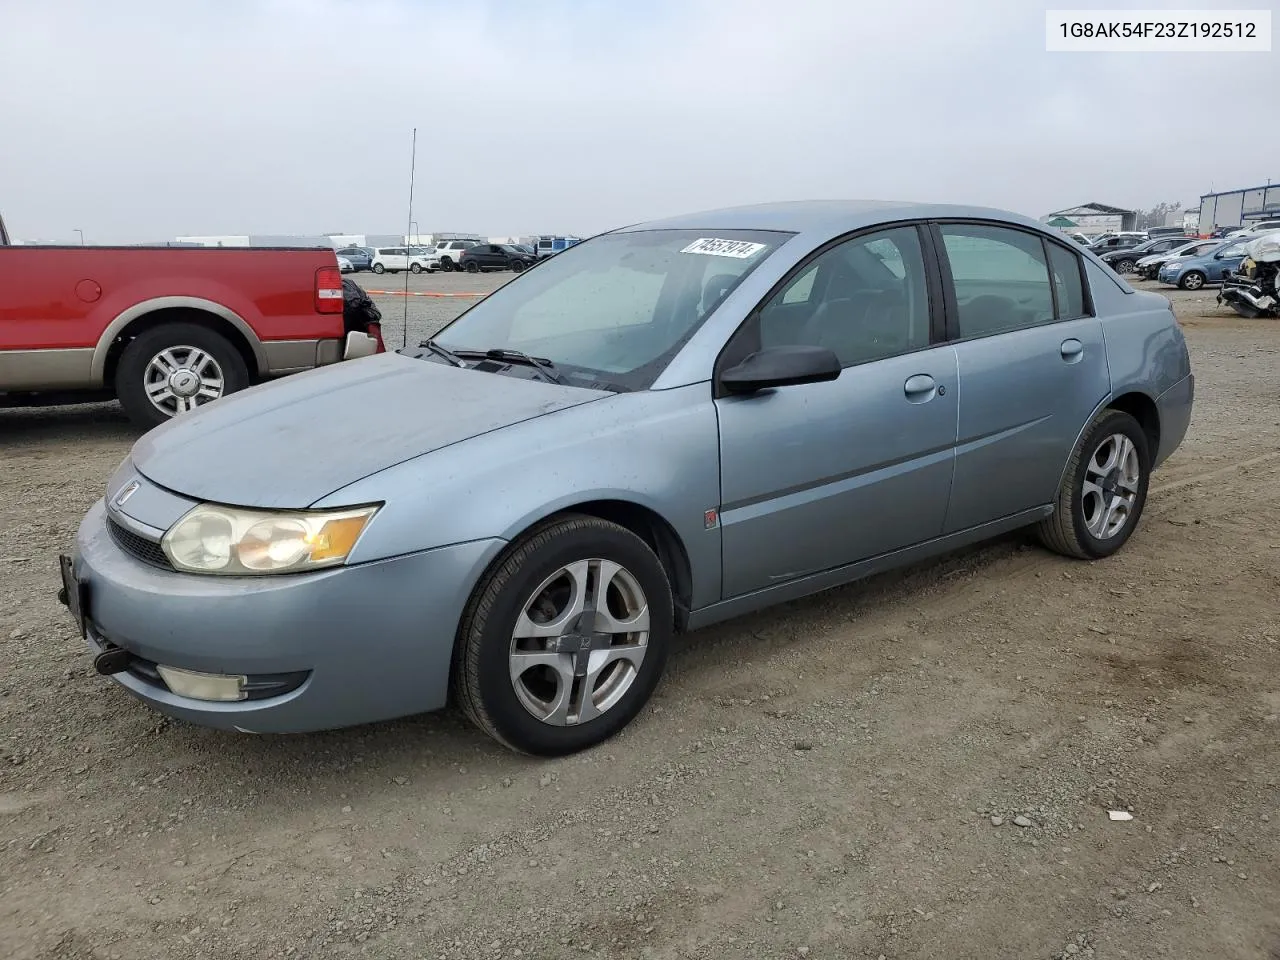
[{"left": 0, "top": 238, "right": 383, "bottom": 428}]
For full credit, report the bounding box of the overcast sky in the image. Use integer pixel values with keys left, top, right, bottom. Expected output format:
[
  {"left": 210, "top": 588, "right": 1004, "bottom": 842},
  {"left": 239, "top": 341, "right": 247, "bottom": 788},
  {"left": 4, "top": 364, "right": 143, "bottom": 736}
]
[{"left": 0, "top": 0, "right": 1275, "bottom": 243}]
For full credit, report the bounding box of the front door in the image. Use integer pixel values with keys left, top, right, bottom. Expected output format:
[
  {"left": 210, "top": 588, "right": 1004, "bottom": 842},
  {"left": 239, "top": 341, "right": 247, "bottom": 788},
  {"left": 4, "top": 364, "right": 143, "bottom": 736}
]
[
  {"left": 714, "top": 224, "right": 959, "bottom": 599},
  {"left": 933, "top": 221, "right": 1112, "bottom": 533}
]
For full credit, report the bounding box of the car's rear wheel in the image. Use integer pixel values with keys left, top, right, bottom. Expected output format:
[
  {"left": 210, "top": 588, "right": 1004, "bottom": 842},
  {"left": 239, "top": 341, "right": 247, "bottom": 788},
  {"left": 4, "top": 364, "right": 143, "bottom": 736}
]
[
  {"left": 452, "top": 514, "right": 673, "bottom": 755},
  {"left": 1036, "top": 409, "right": 1151, "bottom": 561},
  {"left": 115, "top": 322, "right": 250, "bottom": 430},
  {"left": 465, "top": 260, "right": 480, "bottom": 273},
  {"left": 1179, "top": 270, "right": 1206, "bottom": 290},
  {"left": 1116, "top": 258, "right": 1136, "bottom": 274},
  {"left": 410, "top": 262, "right": 423, "bottom": 274},
  {"left": 372, "top": 263, "right": 385, "bottom": 274}
]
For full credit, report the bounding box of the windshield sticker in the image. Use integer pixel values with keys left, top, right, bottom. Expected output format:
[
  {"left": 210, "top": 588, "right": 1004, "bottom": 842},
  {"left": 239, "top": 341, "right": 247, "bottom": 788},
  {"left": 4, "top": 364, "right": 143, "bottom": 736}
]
[{"left": 680, "top": 238, "right": 767, "bottom": 259}]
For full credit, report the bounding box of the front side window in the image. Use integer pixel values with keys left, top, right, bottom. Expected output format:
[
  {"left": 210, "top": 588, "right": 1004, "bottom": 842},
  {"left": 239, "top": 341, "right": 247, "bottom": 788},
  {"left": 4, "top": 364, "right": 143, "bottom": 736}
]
[
  {"left": 433, "top": 228, "right": 789, "bottom": 391},
  {"left": 730, "top": 225, "right": 932, "bottom": 369},
  {"left": 940, "top": 224, "right": 1055, "bottom": 338}
]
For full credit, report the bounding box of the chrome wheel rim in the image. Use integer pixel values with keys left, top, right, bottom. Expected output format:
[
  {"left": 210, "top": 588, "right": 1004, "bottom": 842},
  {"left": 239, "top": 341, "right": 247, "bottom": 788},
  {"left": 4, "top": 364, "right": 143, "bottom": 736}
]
[
  {"left": 1082, "top": 433, "right": 1141, "bottom": 540},
  {"left": 143, "top": 346, "right": 225, "bottom": 417},
  {"left": 509, "top": 558, "right": 650, "bottom": 726}
]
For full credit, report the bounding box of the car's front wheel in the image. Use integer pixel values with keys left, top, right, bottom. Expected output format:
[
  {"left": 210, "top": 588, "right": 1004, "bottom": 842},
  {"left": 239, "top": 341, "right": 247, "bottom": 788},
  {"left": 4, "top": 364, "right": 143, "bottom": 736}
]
[
  {"left": 1179, "top": 270, "right": 1206, "bottom": 290},
  {"left": 410, "top": 262, "right": 423, "bottom": 274},
  {"left": 1036, "top": 409, "right": 1151, "bottom": 560},
  {"left": 1116, "top": 258, "right": 1136, "bottom": 274},
  {"left": 452, "top": 514, "right": 673, "bottom": 755},
  {"left": 465, "top": 260, "right": 480, "bottom": 273}
]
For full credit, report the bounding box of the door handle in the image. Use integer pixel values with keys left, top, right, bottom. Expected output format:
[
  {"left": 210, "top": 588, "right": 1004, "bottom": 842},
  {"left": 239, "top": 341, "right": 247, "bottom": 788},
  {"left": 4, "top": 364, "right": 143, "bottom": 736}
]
[
  {"left": 903, "top": 374, "right": 936, "bottom": 402},
  {"left": 1060, "top": 338, "right": 1084, "bottom": 362}
]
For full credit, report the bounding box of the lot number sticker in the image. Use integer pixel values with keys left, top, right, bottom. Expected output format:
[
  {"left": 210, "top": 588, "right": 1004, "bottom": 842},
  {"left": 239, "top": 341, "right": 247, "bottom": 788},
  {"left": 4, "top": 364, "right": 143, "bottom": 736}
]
[{"left": 680, "top": 237, "right": 766, "bottom": 259}]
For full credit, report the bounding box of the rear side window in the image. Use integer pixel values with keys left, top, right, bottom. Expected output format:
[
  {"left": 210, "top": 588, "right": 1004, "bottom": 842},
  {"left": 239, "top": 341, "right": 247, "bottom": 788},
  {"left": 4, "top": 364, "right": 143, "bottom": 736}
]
[
  {"left": 1045, "top": 242, "right": 1089, "bottom": 320},
  {"left": 939, "top": 224, "right": 1055, "bottom": 338}
]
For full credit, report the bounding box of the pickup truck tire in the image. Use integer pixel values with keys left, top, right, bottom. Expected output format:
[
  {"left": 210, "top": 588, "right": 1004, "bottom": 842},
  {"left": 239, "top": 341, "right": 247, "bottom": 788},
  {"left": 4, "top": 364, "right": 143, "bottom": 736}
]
[{"left": 115, "top": 323, "right": 250, "bottom": 429}]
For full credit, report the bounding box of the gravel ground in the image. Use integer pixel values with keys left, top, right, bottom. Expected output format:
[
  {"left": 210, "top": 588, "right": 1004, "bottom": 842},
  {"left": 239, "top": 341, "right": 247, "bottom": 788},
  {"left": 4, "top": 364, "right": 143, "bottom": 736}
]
[{"left": 2, "top": 276, "right": 1279, "bottom": 960}]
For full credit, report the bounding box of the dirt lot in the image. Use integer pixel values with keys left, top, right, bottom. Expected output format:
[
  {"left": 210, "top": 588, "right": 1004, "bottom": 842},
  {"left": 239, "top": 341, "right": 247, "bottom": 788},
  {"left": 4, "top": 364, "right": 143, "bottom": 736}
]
[{"left": 2, "top": 278, "right": 1278, "bottom": 960}]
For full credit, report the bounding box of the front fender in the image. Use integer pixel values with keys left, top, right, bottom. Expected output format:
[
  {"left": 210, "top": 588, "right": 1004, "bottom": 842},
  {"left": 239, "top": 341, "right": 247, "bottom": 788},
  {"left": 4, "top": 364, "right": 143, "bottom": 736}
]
[{"left": 314, "top": 383, "right": 725, "bottom": 609}]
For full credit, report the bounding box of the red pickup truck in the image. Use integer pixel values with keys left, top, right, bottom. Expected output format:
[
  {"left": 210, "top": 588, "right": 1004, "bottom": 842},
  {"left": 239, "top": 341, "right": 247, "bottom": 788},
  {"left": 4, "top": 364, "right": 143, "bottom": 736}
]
[{"left": 0, "top": 213, "right": 384, "bottom": 428}]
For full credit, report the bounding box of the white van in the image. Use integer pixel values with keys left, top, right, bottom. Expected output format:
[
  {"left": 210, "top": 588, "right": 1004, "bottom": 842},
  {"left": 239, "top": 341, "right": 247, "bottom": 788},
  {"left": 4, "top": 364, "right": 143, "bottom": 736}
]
[{"left": 370, "top": 247, "right": 439, "bottom": 274}]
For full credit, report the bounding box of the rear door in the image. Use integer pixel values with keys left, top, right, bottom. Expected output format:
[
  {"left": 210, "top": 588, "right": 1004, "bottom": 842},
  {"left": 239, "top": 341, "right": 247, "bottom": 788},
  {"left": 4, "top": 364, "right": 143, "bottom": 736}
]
[
  {"left": 934, "top": 221, "right": 1111, "bottom": 533},
  {"left": 714, "top": 223, "right": 959, "bottom": 598}
]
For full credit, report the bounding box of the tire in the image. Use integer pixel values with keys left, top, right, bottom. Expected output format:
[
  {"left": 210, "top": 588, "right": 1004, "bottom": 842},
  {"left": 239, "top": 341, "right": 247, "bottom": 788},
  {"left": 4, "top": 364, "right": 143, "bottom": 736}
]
[
  {"left": 1116, "top": 258, "right": 1136, "bottom": 274},
  {"left": 114, "top": 322, "right": 250, "bottom": 430},
  {"left": 511, "top": 259, "right": 525, "bottom": 273},
  {"left": 465, "top": 260, "right": 480, "bottom": 273},
  {"left": 410, "top": 262, "right": 422, "bottom": 274},
  {"left": 452, "top": 514, "right": 674, "bottom": 756},
  {"left": 1035, "top": 409, "right": 1151, "bottom": 561},
  {"left": 372, "top": 263, "right": 385, "bottom": 274},
  {"left": 439, "top": 257, "right": 454, "bottom": 272},
  {"left": 1179, "top": 270, "right": 1205, "bottom": 290}
]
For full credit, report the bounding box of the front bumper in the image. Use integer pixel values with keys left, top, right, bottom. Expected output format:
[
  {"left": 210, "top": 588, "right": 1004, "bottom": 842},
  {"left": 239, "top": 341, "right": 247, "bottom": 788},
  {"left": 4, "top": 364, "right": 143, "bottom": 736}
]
[{"left": 66, "top": 499, "right": 505, "bottom": 733}]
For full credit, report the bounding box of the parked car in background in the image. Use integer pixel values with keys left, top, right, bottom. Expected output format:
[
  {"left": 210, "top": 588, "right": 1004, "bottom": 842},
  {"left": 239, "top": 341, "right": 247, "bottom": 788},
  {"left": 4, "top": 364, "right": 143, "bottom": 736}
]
[
  {"left": 534, "top": 236, "right": 583, "bottom": 259},
  {"left": 1209, "top": 225, "right": 1240, "bottom": 239},
  {"left": 1098, "top": 235, "right": 1195, "bottom": 274},
  {"left": 1068, "top": 233, "right": 1092, "bottom": 245},
  {"left": 1226, "top": 219, "right": 1280, "bottom": 240},
  {"left": 60, "top": 199, "right": 1193, "bottom": 755},
  {"left": 1147, "top": 226, "right": 1192, "bottom": 239},
  {"left": 1088, "top": 233, "right": 1147, "bottom": 255},
  {"left": 371, "top": 246, "right": 438, "bottom": 274},
  {"left": 433, "top": 239, "right": 479, "bottom": 271},
  {"left": 335, "top": 247, "right": 373, "bottom": 271},
  {"left": 1135, "top": 238, "right": 1224, "bottom": 280},
  {"left": 1156, "top": 238, "right": 1249, "bottom": 289},
  {"left": 458, "top": 243, "right": 538, "bottom": 273},
  {"left": 337, "top": 256, "right": 354, "bottom": 273},
  {"left": 0, "top": 226, "right": 383, "bottom": 427}
]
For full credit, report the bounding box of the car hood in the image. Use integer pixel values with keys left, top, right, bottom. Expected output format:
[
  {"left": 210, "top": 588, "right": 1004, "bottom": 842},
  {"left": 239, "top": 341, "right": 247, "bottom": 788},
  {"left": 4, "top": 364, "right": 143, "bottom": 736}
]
[{"left": 129, "top": 353, "right": 611, "bottom": 508}]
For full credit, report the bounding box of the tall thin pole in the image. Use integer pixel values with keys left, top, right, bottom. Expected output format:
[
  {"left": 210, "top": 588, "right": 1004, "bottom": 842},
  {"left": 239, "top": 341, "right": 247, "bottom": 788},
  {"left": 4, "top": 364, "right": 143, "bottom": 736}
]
[{"left": 403, "top": 127, "right": 417, "bottom": 350}]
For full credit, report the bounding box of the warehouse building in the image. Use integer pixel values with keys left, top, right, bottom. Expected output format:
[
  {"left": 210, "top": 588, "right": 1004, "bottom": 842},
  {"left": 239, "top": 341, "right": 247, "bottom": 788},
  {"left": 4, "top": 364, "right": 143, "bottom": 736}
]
[
  {"left": 1197, "top": 182, "right": 1280, "bottom": 234},
  {"left": 1041, "top": 202, "right": 1138, "bottom": 234}
]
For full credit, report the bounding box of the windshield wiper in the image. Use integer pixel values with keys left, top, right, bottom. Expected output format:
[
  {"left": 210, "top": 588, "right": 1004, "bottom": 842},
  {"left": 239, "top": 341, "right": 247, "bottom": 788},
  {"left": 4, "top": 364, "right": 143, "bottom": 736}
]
[
  {"left": 417, "top": 338, "right": 466, "bottom": 367},
  {"left": 450, "top": 347, "right": 565, "bottom": 384}
]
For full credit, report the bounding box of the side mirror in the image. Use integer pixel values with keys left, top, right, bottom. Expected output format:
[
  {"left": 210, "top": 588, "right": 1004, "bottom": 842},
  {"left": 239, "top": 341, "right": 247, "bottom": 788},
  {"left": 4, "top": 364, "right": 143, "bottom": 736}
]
[{"left": 720, "top": 344, "right": 841, "bottom": 394}]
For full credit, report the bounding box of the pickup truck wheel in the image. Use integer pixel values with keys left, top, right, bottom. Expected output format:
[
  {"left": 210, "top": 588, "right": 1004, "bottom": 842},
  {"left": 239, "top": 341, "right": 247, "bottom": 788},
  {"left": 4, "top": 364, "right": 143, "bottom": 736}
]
[
  {"left": 115, "top": 323, "right": 249, "bottom": 429},
  {"left": 372, "top": 263, "right": 385, "bottom": 274}
]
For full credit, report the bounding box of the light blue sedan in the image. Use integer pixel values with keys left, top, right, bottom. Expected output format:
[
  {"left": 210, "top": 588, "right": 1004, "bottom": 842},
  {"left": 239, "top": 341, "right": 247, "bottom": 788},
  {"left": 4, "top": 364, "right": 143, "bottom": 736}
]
[
  {"left": 61, "top": 201, "right": 1195, "bottom": 755},
  {"left": 1156, "top": 238, "right": 1249, "bottom": 289}
]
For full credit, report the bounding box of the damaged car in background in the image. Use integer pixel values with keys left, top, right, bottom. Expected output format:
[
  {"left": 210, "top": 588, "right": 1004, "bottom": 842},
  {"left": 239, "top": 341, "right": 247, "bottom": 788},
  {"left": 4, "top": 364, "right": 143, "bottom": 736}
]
[{"left": 1218, "top": 232, "right": 1280, "bottom": 319}]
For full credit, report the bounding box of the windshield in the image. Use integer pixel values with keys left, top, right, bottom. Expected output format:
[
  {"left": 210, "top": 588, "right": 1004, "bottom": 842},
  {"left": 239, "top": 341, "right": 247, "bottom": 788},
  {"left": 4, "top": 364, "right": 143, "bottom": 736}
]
[{"left": 432, "top": 228, "right": 790, "bottom": 390}]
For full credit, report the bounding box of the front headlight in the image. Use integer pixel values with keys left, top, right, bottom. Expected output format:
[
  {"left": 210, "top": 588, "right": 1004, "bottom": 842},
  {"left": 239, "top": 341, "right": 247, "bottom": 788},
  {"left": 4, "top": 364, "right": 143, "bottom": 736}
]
[{"left": 161, "top": 503, "right": 380, "bottom": 575}]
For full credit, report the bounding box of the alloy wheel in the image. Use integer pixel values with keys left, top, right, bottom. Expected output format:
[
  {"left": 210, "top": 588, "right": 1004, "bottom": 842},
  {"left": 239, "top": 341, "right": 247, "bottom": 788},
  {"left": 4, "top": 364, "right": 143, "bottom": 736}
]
[
  {"left": 1082, "top": 433, "right": 1141, "bottom": 540},
  {"left": 143, "top": 346, "right": 226, "bottom": 417},
  {"left": 508, "top": 558, "right": 650, "bottom": 726}
]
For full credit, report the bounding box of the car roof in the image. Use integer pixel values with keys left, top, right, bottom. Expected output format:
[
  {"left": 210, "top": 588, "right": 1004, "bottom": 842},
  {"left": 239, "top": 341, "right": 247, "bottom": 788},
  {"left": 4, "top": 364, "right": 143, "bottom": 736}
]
[{"left": 613, "top": 199, "right": 1052, "bottom": 237}]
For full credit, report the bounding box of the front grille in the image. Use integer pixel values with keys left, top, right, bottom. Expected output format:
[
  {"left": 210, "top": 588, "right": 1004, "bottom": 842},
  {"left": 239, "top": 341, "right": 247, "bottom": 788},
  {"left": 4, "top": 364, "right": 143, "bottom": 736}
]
[{"left": 107, "top": 517, "right": 172, "bottom": 569}]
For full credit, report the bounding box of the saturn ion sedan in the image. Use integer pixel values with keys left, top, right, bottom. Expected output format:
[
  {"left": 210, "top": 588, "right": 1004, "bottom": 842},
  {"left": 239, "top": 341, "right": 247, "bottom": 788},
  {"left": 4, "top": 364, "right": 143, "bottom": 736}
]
[{"left": 60, "top": 200, "right": 1195, "bottom": 756}]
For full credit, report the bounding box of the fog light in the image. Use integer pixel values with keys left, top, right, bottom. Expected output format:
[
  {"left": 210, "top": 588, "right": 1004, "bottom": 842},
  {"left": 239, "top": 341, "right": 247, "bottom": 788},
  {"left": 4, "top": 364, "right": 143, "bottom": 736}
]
[{"left": 156, "top": 665, "right": 247, "bottom": 702}]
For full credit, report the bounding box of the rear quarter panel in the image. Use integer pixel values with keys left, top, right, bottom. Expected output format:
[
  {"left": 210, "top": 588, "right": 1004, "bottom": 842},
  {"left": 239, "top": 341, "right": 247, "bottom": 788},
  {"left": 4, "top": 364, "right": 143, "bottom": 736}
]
[
  {"left": 313, "top": 383, "right": 726, "bottom": 611},
  {"left": 1091, "top": 269, "right": 1193, "bottom": 465},
  {"left": 0, "top": 247, "right": 342, "bottom": 352}
]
